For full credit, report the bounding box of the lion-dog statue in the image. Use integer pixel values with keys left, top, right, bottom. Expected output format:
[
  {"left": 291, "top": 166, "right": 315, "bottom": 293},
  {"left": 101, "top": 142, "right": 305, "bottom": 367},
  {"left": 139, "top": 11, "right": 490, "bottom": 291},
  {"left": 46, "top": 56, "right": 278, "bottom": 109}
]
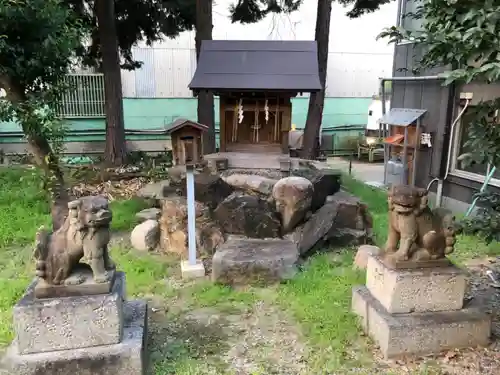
[
  {"left": 384, "top": 185, "right": 456, "bottom": 262},
  {"left": 34, "top": 195, "right": 115, "bottom": 286}
]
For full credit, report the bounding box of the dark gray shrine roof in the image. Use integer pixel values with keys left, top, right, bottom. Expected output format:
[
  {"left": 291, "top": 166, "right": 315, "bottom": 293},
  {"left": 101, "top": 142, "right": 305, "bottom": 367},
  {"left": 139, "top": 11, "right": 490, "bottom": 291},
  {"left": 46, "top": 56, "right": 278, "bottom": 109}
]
[{"left": 188, "top": 40, "right": 322, "bottom": 93}]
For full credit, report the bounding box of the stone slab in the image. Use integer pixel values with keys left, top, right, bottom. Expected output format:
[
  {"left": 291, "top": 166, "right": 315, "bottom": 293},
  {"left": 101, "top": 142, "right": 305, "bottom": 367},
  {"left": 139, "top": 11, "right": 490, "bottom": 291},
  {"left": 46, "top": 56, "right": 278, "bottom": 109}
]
[
  {"left": 34, "top": 266, "right": 116, "bottom": 299},
  {"left": 366, "top": 255, "right": 466, "bottom": 314},
  {"left": 381, "top": 255, "right": 453, "bottom": 270},
  {"left": 2, "top": 300, "right": 148, "bottom": 375},
  {"left": 13, "top": 272, "right": 125, "bottom": 355},
  {"left": 212, "top": 235, "right": 299, "bottom": 286},
  {"left": 181, "top": 260, "right": 206, "bottom": 280},
  {"left": 352, "top": 286, "right": 491, "bottom": 359}
]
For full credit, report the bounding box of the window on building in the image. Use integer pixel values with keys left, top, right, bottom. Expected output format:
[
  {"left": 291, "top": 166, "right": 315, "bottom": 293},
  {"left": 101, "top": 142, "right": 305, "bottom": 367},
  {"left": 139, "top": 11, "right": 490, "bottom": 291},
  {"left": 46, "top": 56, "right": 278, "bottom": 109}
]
[
  {"left": 451, "top": 106, "right": 499, "bottom": 183},
  {"left": 398, "top": 0, "right": 424, "bottom": 39},
  {"left": 56, "top": 74, "right": 106, "bottom": 118}
]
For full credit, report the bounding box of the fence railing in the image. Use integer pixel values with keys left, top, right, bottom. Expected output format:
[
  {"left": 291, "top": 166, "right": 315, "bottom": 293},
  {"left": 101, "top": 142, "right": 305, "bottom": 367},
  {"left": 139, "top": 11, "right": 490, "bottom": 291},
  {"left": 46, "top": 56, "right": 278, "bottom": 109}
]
[{"left": 57, "top": 74, "right": 105, "bottom": 118}]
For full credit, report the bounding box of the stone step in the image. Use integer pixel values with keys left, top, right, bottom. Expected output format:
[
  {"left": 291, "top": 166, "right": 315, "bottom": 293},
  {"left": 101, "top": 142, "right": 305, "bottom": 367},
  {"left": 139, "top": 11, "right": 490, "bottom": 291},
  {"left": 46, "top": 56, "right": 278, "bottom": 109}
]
[{"left": 352, "top": 286, "right": 491, "bottom": 359}]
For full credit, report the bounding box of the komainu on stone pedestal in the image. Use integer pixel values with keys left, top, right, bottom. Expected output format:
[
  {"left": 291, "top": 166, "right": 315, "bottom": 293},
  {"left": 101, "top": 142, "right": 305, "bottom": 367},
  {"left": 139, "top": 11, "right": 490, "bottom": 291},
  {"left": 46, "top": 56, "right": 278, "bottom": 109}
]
[
  {"left": 2, "top": 195, "right": 149, "bottom": 375},
  {"left": 33, "top": 195, "right": 116, "bottom": 298},
  {"left": 383, "top": 184, "right": 456, "bottom": 266}
]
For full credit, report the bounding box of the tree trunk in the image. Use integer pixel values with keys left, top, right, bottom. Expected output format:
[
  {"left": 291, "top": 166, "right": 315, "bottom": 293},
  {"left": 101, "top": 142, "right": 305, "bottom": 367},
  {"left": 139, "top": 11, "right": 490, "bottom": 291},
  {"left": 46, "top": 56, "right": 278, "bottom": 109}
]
[
  {"left": 301, "top": 0, "right": 332, "bottom": 160},
  {"left": 26, "top": 134, "right": 70, "bottom": 231},
  {"left": 195, "top": 0, "right": 216, "bottom": 154},
  {"left": 2, "top": 78, "right": 70, "bottom": 231},
  {"left": 96, "top": 0, "right": 127, "bottom": 165}
]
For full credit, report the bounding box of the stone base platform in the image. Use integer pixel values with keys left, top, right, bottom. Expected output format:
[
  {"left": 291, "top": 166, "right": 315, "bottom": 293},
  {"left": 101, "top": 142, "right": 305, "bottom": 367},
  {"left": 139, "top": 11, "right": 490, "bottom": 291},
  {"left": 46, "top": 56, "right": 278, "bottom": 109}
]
[
  {"left": 205, "top": 152, "right": 299, "bottom": 170},
  {"left": 2, "top": 300, "right": 148, "bottom": 375},
  {"left": 211, "top": 235, "right": 299, "bottom": 286},
  {"left": 366, "top": 255, "right": 467, "bottom": 314},
  {"left": 352, "top": 286, "right": 491, "bottom": 359},
  {"left": 14, "top": 272, "right": 126, "bottom": 355}
]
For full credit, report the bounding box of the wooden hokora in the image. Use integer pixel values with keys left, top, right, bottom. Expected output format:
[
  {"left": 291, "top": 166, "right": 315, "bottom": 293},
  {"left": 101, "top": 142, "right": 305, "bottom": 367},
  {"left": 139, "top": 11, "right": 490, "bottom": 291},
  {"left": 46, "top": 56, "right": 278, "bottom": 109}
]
[
  {"left": 382, "top": 184, "right": 456, "bottom": 268},
  {"left": 165, "top": 118, "right": 208, "bottom": 166}
]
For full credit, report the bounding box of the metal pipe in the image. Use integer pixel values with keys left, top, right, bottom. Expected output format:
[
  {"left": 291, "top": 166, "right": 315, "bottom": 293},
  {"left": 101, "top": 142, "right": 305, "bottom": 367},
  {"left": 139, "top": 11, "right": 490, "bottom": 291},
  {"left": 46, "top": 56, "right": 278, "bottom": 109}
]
[
  {"left": 433, "top": 99, "right": 471, "bottom": 206},
  {"left": 435, "top": 179, "right": 444, "bottom": 208},
  {"left": 465, "top": 166, "right": 497, "bottom": 217},
  {"left": 186, "top": 165, "right": 197, "bottom": 266}
]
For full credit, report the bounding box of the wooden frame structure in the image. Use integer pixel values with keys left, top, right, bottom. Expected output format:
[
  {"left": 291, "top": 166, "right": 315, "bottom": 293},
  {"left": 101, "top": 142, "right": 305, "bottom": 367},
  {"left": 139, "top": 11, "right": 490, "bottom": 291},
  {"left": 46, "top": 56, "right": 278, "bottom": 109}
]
[
  {"left": 165, "top": 119, "right": 208, "bottom": 166},
  {"left": 189, "top": 40, "right": 321, "bottom": 156},
  {"left": 219, "top": 95, "right": 293, "bottom": 154}
]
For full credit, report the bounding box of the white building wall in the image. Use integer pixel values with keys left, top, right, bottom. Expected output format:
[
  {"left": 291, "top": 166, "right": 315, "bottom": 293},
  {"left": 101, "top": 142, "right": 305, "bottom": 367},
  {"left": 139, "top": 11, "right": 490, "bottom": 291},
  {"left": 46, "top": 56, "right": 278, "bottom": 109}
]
[{"left": 121, "top": 1, "right": 397, "bottom": 98}]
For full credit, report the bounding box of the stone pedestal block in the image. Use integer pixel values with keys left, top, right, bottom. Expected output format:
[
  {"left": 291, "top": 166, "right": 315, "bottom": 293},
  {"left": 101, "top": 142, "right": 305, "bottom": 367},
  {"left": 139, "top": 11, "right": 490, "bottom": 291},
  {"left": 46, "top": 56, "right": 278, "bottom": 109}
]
[
  {"left": 366, "top": 255, "right": 466, "bottom": 314},
  {"left": 13, "top": 273, "right": 125, "bottom": 355},
  {"left": 2, "top": 300, "right": 148, "bottom": 375},
  {"left": 352, "top": 286, "right": 490, "bottom": 359},
  {"left": 212, "top": 236, "right": 299, "bottom": 286},
  {"left": 208, "top": 157, "right": 228, "bottom": 172}
]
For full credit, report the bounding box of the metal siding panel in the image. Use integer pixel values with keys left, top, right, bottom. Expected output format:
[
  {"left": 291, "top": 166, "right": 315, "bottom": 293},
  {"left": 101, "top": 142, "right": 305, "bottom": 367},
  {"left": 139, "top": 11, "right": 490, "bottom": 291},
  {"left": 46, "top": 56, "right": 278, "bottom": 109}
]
[
  {"left": 133, "top": 48, "right": 155, "bottom": 98},
  {"left": 391, "top": 44, "right": 409, "bottom": 107},
  {"left": 421, "top": 80, "right": 449, "bottom": 180},
  {"left": 154, "top": 48, "right": 170, "bottom": 97},
  {"left": 174, "top": 49, "right": 195, "bottom": 97},
  {"left": 121, "top": 69, "right": 136, "bottom": 98}
]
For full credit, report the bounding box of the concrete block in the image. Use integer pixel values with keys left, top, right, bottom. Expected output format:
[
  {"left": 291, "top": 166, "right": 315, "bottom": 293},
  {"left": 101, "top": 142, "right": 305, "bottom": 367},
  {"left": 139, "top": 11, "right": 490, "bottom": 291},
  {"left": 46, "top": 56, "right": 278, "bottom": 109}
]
[
  {"left": 13, "top": 272, "right": 126, "bottom": 355},
  {"left": 2, "top": 300, "right": 148, "bottom": 375},
  {"left": 352, "top": 286, "right": 490, "bottom": 359},
  {"left": 366, "top": 255, "right": 466, "bottom": 313},
  {"left": 181, "top": 260, "right": 206, "bottom": 280}
]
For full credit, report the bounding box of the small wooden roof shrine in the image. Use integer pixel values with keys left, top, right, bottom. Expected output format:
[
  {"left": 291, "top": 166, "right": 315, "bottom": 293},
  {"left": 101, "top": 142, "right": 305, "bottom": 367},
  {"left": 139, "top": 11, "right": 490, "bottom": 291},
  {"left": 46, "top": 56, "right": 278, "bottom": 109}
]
[
  {"left": 164, "top": 118, "right": 209, "bottom": 134},
  {"left": 188, "top": 40, "right": 321, "bottom": 155},
  {"left": 188, "top": 40, "right": 322, "bottom": 95}
]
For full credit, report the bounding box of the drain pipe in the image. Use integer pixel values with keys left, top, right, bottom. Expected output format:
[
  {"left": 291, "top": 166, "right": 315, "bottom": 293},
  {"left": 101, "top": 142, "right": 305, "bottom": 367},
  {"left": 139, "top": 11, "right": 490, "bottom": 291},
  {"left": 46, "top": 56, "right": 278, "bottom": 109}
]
[
  {"left": 379, "top": 75, "right": 443, "bottom": 185},
  {"left": 426, "top": 99, "right": 471, "bottom": 206}
]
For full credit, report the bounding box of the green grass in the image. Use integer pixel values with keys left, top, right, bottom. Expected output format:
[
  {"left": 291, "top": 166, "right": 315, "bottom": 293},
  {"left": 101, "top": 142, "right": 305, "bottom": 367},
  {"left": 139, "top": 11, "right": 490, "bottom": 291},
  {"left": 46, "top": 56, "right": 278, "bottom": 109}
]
[
  {"left": 278, "top": 252, "right": 370, "bottom": 372},
  {"left": 0, "top": 166, "right": 496, "bottom": 374}
]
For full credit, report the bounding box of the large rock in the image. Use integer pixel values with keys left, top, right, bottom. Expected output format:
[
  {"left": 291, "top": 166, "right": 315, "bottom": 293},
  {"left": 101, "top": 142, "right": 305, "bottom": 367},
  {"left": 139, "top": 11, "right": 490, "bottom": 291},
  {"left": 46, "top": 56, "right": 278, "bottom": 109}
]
[
  {"left": 159, "top": 197, "right": 225, "bottom": 257},
  {"left": 131, "top": 220, "right": 160, "bottom": 251},
  {"left": 135, "top": 208, "right": 161, "bottom": 222},
  {"left": 223, "top": 174, "right": 278, "bottom": 196},
  {"left": 136, "top": 180, "right": 177, "bottom": 206},
  {"left": 211, "top": 236, "right": 299, "bottom": 286},
  {"left": 214, "top": 193, "right": 281, "bottom": 238},
  {"left": 293, "top": 166, "right": 341, "bottom": 212},
  {"left": 179, "top": 172, "right": 234, "bottom": 211},
  {"left": 286, "top": 191, "right": 373, "bottom": 255},
  {"left": 326, "top": 191, "right": 373, "bottom": 246},
  {"left": 272, "top": 176, "right": 313, "bottom": 233},
  {"left": 286, "top": 200, "right": 340, "bottom": 255}
]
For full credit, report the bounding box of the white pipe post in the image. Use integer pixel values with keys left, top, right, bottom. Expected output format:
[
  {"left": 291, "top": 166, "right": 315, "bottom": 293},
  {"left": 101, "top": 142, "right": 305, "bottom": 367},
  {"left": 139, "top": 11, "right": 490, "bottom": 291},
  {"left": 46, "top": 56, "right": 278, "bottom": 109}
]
[{"left": 186, "top": 164, "right": 197, "bottom": 266}]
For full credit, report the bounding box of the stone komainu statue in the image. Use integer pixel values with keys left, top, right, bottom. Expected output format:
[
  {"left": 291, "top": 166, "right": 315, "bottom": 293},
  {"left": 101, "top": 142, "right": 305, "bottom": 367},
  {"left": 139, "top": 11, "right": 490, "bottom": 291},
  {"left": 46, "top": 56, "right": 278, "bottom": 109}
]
[
  {"left": 34, "top": 195, "right": 115, "bottom": 285},
  {"left": 384, "top": 185, "right": 456, "bottom": 262}
]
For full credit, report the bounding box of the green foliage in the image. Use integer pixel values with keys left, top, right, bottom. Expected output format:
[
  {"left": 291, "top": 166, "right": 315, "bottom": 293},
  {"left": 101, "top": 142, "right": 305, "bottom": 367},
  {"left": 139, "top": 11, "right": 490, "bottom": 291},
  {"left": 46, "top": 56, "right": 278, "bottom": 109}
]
[
  {"left": 0, "top": 0, "right": 84, "bottom": 150},
  {"left": 229, "top": 0, "right": 303, "bottom": 24},
  {"left": 456, "top": 191, "right": 500, "bottom": 244},
  {"left": 378, "top": 0, "right": 500, "bottom": 174}
]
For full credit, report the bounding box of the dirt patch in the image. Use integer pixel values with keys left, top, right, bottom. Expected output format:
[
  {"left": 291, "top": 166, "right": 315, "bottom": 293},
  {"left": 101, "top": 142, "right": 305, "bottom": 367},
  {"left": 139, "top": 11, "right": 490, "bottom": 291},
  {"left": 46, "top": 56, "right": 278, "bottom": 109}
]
[{"left": 148, "top": 293, "right": 308, "bottom": 375}]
